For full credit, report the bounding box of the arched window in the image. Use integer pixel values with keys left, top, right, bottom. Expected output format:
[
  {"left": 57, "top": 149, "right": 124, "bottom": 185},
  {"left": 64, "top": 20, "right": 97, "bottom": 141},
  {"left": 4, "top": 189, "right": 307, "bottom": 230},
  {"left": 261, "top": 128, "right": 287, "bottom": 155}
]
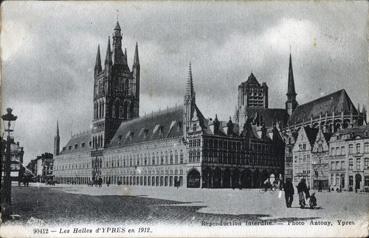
[
  {"left": 112, "top": 104, "right": 116, "bottom": 118},
  {"left": 170, "top": 151, "right": 173, "bottom": 164},
  {"left": 119, "top": 106, "right": 124, "bottom": 119}
]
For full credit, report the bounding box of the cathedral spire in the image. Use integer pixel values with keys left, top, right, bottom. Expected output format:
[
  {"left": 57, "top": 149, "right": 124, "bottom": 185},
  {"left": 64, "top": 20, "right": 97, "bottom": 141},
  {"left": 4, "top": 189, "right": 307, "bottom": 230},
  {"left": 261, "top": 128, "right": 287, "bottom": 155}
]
[
  {"left": 133, "top": 42, "right": 140, "bottom": 66},
  {"left": 286, "top": 53, "right": 298, "bottom": 116},
  {"left": 94, "top": 45, "right": 102, "bottom": 74},
  {"left": 287, "top": 53, "right": 297, "bottom": 98}
]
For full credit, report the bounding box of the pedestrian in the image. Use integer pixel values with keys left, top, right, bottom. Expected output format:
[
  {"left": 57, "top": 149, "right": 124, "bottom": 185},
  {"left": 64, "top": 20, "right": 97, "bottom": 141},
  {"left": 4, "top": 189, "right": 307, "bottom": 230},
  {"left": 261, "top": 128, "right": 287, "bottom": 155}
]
[
  {"left": 98, "top": 177, "right": 102, "bottom": 187},
  {"left": 284, "top": 178, "right": 294, "bottom": 208},
  {"left": 297, "top": 178, "right": 308, "bottom": 208},
  {"left": 107, "top": 177, "right": 110, "bottom": 187}
]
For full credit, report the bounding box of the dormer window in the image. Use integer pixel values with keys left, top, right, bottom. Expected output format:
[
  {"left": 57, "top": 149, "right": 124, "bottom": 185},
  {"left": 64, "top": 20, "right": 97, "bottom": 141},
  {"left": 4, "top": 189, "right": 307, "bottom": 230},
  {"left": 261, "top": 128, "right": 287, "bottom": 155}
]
[
  {"left": 81, "top": 143, "right": 85, "bottom": 148},
  {"left": 74, "top": 144, "right": 78, "bottom": 149},
  {"left": 68, "top": 146, "right": 72, "bottom": 150}
]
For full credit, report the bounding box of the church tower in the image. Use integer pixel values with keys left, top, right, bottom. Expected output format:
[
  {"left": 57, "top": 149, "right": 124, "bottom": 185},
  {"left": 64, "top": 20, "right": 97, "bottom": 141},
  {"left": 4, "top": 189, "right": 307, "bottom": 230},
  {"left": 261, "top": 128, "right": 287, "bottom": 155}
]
[
  {"left": 92, "top": 21, "right": 140, "bottom": 149},
  {"left": 54, "top": 121, "right": 60, "bottom": 156},
  {"left": 285, "top": 54, "right": 298, "bottom": 116},
  {"left": 184, "top": 63, "right": 196, "bottom": 138}
]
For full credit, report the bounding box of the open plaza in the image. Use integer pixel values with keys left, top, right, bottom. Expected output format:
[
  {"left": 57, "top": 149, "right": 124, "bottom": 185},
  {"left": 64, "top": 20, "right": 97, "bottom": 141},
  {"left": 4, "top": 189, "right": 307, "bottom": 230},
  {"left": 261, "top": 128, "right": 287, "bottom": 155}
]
[{"left": 4, "top": 183, "right": 368, "bottom": 226}]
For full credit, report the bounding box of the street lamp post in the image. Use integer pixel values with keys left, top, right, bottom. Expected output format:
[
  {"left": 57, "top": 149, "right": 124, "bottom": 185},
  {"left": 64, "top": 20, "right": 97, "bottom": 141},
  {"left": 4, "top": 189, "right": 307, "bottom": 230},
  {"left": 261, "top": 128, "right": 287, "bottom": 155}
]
[{"left": 1, "top": 108, "right": 17, "bottom": 220}]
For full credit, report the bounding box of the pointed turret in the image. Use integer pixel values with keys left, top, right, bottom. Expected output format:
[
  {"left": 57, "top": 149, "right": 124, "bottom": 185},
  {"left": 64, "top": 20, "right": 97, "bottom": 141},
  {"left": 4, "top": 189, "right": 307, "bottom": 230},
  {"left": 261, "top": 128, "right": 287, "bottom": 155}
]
[
  {"left": 285, "top": 53, "right": 298, "bottom": 116},
  {"left": 133, "top": 42, "right": 140, "bottom": 66},
  {"left": 94, "top": 45, "right": 102, "bottom": 75},
  {"left": 132, "top": 42, "right": 140, "bottom": 103},
  {"left": 104, "top": 37, "right": 112, "bottom": 67},
  {"left": 54, "top": 121, "right": 60, "bottom": 156},
  {"left": 183, "top": 62, "right": 196, "bottom": 138},
  {"left": 185, "top": 62, "right": 195, "bottom": 103},
  {"left": 57, "top": 120, "right": 59, "bottom": 136},
  {"left": 114, "top": 21, "right": 121, "bottom": 31},
  {"left": 111, "top": 21, "right": 127, "bottom": 67}
]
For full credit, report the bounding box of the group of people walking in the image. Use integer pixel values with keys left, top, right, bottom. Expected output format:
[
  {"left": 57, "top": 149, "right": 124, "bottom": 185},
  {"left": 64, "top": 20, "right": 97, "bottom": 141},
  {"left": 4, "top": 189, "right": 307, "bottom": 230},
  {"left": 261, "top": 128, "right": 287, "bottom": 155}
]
[{"left": 284, "top": 178, "right": 317, "bottom": 209}]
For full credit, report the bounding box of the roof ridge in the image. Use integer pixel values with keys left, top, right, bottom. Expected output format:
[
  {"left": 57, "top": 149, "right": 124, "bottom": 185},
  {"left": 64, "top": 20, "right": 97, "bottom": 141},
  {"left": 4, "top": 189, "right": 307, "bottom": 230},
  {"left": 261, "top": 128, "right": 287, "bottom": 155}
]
[{"left": 296, "top": 89, "right": 346, "bottom": 108}]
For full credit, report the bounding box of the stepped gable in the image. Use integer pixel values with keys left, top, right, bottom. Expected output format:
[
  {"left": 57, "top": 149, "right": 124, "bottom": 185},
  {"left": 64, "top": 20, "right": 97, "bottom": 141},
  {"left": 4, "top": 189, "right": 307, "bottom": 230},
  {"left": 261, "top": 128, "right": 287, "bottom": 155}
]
[
  {"left": 304, "top": 126, "right": 319, "bottom": 146},
  {"left": 289, "top": 89, "right": 358, "bottom": 125},
  {"left": 244, "top": 108, "right": 289, "bottom": 128},
  {"left": 109, "top": 106, "right": 185, "bottom": 147},
  {"left": 60, "top": 131, "right": 91, "bottom": 154}
]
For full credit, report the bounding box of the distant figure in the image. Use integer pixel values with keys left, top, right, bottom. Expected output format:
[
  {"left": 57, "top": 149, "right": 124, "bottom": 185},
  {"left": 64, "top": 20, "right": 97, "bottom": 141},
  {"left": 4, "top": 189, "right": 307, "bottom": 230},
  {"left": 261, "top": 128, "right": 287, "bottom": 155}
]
[
  {"left": 297, "top": 178, "right": 308, "bottom": 208},
  {"left": 106, "top": 177, "right": 110, "bottom": 187},
  {"left": 318, "top": 182, "right": 322, "bottom": 192},
  {"left": 98, "top": 177, "right": 102, "bottom": 187},
  {"left": 309, "top": 192, "right": 317, "bottom": 209},
  {"left": 284, "top": 178, "right": 294, "bottom": 208}
]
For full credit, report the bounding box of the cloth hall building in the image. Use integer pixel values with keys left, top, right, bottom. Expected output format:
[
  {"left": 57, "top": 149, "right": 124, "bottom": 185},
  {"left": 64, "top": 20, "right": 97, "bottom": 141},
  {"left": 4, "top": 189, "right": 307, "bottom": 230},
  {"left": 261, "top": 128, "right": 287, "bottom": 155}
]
[{"left": 53, "top": 22, "right": 285, "bottom": 188}]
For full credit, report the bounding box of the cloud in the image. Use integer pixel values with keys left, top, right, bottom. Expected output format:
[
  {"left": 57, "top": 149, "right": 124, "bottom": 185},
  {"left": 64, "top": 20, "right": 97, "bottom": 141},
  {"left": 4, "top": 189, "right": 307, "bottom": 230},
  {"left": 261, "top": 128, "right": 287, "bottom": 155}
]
[{"left": 1, "top": 20, "right": 34, "bottom": 62}]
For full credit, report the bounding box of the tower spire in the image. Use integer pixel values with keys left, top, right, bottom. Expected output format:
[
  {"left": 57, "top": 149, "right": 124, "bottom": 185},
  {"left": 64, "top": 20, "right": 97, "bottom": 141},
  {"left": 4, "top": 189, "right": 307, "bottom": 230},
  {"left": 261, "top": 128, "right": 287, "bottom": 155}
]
[
  {"left": 285, "top": 53, "right": 298, "bottom": 116},
  {"left": 95, "top": 45, "right": 102, "bottom": 74},
  {"left": 54, "top": 120, "right": 60, "bottom": 156},
  {"left": 57, "top": 120, "right": 59, "bottom": 136},
  {"left": 287, "top": 53, "right": 296, "bottom": 97},
  {"left": 186, "top": 62, "right": 195, "bottom": 99}
]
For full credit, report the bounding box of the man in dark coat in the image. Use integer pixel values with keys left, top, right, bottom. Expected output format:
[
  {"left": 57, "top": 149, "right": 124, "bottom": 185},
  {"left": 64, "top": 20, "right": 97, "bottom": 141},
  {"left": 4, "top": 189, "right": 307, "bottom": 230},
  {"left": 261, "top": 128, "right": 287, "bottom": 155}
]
[
  {"left": 297, "top": 178, "right": 308, "bottom": 208},
  {"left": 284, "top": 178, "right": 294, "bottom": 208}
]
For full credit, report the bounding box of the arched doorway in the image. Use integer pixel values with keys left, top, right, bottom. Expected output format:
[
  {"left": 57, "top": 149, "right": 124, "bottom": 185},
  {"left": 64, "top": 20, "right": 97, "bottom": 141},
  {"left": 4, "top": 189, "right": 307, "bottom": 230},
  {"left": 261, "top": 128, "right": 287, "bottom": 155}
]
[
  {"left": 241, "top": 170, "right": 252, "bottom": 188},
  {"left": 223, "top": 169, "right": 231, "bottom": 188},
  {"left": 187, "top": 169, "right": 201, "bottom": 188},
  {"left": 202, "top": 167, "right": 212, "bottom": 188},
  {"left": 355, "top": 174, "right": 362, "bottom": 191},
  {"left": 232, "top": 169, "right": 240, "bottom": 189},
  {"left": 213, "top": 167, "right": 221, "bottom": 188}
]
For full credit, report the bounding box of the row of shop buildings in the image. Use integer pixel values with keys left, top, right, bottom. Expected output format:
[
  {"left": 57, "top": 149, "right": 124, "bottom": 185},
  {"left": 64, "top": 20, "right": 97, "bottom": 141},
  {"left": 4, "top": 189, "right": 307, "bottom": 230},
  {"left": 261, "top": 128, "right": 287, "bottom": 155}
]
[{"left": 288, "top": 124, "right": 369, "bottom": 192}]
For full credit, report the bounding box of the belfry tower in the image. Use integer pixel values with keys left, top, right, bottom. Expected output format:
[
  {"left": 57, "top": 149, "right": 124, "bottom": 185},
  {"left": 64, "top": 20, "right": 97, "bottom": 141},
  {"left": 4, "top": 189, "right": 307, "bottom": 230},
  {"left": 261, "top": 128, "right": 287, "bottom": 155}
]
[
  {"left": 285, "top": 54, "right": 298, "bottom": 116},
  {"left": 92, "top": 21, "right": 140, "bottom": 149}
]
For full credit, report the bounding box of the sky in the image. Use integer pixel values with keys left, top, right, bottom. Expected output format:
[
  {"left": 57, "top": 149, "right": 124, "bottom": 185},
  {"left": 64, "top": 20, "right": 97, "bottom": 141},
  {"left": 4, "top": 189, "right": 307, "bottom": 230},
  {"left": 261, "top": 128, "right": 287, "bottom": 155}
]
[{"left": 1, "top": 1, "right": 368, "bottom": 164}]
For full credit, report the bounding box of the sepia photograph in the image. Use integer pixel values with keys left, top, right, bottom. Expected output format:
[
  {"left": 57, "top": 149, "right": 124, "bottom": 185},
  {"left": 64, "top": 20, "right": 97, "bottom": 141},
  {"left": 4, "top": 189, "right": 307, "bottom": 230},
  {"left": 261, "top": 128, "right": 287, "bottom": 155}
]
[{"left": 0, "top": 1, "right": 368, "bottom": 237}]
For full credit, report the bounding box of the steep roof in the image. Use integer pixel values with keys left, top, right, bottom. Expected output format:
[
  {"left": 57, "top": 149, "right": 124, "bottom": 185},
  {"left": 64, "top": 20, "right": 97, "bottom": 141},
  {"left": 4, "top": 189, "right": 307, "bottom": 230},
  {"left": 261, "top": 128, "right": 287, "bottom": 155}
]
[
  {"left": 243, "top": 108, "right": 289, "bottom": 128},
  {"left": 109, "top": 106, "right": 184, "bottom": 147},
  {"left": 289, "top": 89, "right": 358, "bottom": 125},
  {"left": 239, "top": 73, "right": 260, "bottom": 88},
  {"left": 323, "top": 132, "right": 333, "bottom": 143},
  {"left": 60, "top": 131, "right": 91, "bottom": 155},
  {"left": 304, "top": 126, "right": 319, "bottom": 146}
]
